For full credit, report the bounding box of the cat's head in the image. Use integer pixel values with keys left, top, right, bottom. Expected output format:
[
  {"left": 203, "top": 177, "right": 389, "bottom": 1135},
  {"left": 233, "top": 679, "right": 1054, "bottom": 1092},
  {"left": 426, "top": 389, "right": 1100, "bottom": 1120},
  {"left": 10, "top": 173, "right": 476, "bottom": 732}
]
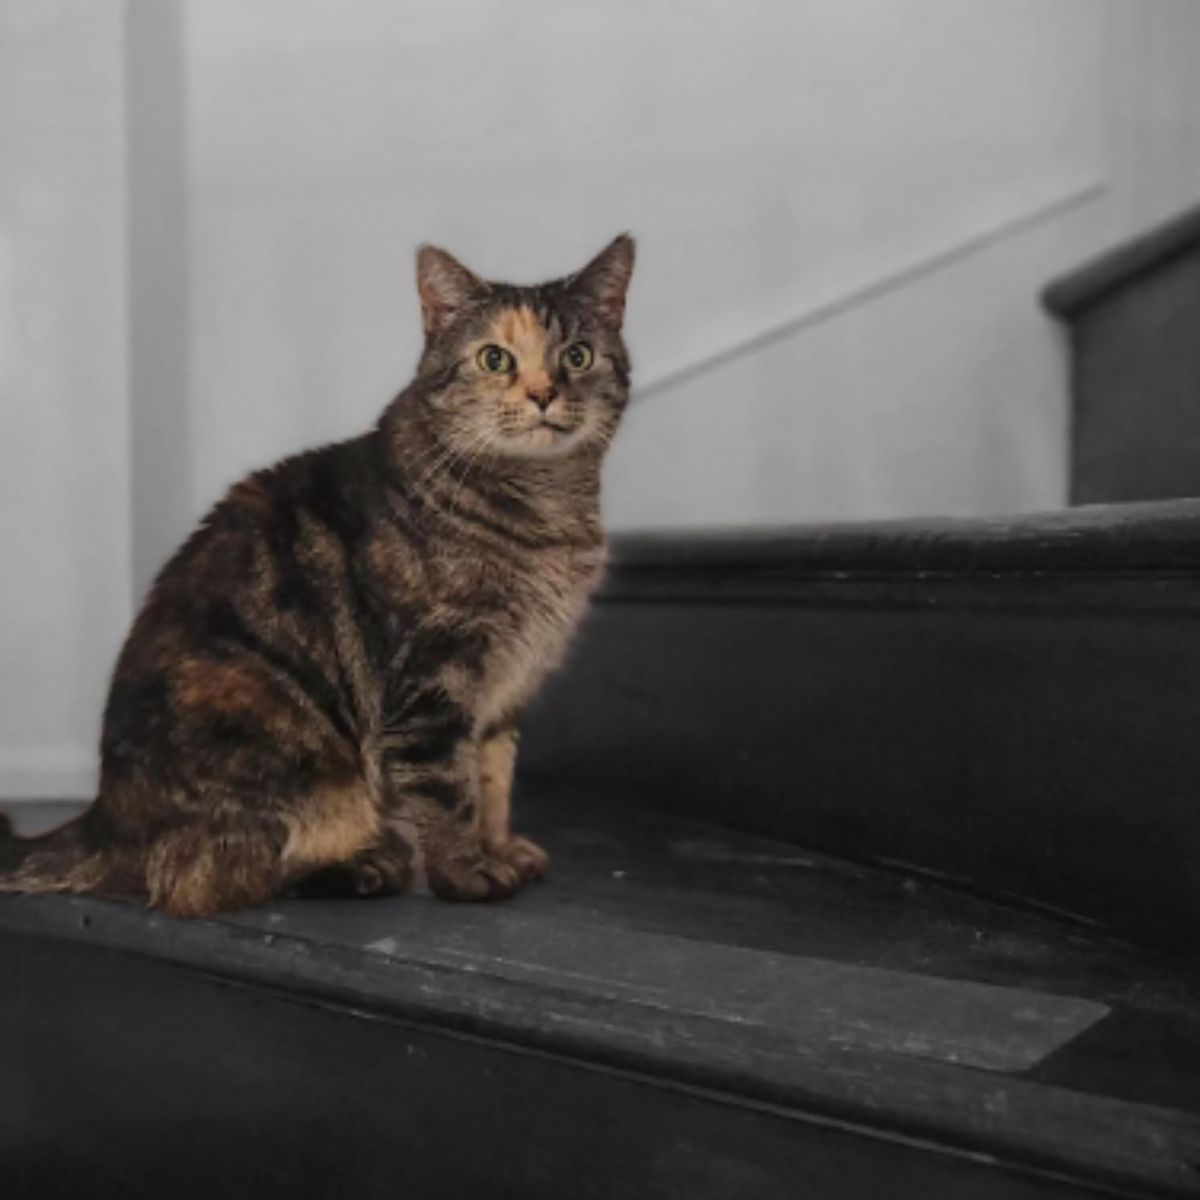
[{"left": 412, "top": 236, "right": 634, "bottom": 459}]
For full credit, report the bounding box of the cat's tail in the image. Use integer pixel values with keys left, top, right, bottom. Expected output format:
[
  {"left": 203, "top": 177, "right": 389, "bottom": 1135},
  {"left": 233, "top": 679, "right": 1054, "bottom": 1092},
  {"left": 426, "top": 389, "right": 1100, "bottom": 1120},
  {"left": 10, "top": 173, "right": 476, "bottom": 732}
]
[{"left": 0, "top": 808, "right": 110, "bottom": 896}]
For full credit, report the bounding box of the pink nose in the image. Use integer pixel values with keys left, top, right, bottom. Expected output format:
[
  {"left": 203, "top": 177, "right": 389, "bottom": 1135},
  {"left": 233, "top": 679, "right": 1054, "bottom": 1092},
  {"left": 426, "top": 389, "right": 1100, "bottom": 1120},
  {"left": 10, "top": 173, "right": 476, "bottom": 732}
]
[{"left": 526, "top": 382, "right": 558, "bottom": 411}]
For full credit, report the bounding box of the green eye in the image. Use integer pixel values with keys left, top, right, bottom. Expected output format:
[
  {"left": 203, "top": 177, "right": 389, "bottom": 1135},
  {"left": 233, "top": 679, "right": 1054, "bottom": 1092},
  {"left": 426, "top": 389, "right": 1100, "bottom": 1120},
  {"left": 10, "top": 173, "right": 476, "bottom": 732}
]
[
  {"left": 477, "top": 344, "right": 514, "bottom": 374},
  {"left": 562, "top": 341, "right": 594, "bottom": 372}
]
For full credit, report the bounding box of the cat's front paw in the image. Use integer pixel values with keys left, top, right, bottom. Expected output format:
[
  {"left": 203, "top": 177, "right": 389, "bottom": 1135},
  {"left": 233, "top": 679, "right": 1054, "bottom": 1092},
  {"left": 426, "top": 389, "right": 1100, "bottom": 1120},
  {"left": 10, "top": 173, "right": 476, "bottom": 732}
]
[
  {"left": 427, "top": 852, "right": 524, "bottom": 902},
  {"left": 491, "top": 835, "right": 549, "bottom": 883}
]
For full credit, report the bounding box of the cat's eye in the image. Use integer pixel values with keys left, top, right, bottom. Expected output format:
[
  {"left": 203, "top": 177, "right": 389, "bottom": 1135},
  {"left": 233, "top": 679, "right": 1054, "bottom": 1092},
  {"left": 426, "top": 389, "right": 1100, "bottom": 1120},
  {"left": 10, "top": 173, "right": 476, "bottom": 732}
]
[
  {"left": 477, "top": 344, "right": 515, "bottom": 374},
  {"left": 561, "top": 341, "right": 594, "bottom": 372}
]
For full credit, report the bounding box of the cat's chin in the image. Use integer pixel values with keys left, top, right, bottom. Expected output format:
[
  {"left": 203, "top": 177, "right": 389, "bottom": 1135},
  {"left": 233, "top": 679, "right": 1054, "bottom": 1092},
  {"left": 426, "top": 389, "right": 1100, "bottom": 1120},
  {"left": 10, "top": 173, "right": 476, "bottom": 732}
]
[{"left": 498, "top": 425, "right": 585, "bottom": 458}]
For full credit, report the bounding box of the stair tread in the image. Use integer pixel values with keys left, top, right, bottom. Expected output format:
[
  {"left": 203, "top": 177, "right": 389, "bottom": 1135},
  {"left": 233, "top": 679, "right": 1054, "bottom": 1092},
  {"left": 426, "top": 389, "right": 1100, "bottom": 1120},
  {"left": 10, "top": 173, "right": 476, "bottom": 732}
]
[{"left": 3, "top": 791, "right": 1198, "bottom": 1193}]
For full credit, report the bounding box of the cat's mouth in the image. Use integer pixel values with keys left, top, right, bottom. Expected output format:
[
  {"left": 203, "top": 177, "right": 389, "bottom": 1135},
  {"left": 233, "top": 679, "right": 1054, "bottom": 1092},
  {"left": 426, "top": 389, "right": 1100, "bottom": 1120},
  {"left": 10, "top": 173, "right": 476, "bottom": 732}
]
[{"left": 510, "top": 420, "right": 581, "bottom": 455}]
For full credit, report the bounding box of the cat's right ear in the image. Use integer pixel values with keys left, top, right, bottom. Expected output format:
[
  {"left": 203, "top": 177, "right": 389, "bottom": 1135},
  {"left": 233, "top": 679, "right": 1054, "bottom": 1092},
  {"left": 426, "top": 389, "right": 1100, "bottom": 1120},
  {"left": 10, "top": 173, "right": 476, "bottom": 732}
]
[{"left": 416, "top": 246, "right": 487, "bottom": 337}]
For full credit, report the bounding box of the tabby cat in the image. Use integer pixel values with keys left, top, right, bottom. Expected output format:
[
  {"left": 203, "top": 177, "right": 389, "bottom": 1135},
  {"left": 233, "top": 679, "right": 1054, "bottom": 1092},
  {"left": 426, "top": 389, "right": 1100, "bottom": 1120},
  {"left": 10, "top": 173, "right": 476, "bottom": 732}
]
[{"left": 0, "top": 235, "right": 635, "bottom": 917}]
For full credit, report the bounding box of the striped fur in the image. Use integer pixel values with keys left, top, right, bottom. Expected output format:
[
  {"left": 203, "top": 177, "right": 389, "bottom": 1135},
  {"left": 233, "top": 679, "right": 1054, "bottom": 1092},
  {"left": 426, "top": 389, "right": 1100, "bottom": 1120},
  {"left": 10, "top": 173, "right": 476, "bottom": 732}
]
[{"left": 0, "top": 236, "right": 635, "bottom": 916}]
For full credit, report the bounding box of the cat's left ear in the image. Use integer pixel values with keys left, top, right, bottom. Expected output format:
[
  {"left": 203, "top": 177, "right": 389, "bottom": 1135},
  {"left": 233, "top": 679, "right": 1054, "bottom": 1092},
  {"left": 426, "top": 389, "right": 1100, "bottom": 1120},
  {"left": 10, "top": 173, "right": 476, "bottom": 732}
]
[
  {"left": 568, "top": 234, "right": 636, "bottom": 328},
  {"left": 416, "top": 245, "right": 487, "bottom": 337}
]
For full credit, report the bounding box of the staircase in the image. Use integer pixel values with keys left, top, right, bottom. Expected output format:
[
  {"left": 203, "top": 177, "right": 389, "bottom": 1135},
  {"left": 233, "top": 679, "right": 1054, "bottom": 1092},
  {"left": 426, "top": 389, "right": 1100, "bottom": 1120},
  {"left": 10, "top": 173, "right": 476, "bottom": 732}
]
[{"left": 4, "top": 501, "right": 1200, "bottom": 1199}]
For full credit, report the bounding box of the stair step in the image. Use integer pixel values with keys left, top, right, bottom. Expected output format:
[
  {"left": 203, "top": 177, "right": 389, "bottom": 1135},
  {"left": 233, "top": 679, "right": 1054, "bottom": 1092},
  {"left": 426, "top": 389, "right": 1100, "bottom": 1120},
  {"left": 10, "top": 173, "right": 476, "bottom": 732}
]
[
  {"left": 2, "top": 792, "right": 1198, "bottom": 1198},
  {"left": 523, "top": 500, "right": 1200, "bottom": 949},
  {"left": 6, "top": 501, "right": 1200, "bottom": 1196}
]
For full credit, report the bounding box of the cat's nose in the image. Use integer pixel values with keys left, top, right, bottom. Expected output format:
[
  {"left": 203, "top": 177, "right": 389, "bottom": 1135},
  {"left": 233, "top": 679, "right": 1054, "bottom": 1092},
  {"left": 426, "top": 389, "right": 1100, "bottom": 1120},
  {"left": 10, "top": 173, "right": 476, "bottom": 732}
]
[{"left": 526, "top": 383, "right": 559, "bottom": 411}]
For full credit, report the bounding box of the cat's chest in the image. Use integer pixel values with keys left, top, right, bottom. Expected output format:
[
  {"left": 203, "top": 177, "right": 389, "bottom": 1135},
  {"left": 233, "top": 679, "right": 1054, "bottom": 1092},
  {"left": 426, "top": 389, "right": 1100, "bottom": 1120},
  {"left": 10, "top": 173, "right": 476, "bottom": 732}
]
[{"left": 472, "top": 545, "right": 604, "bottom": 726}]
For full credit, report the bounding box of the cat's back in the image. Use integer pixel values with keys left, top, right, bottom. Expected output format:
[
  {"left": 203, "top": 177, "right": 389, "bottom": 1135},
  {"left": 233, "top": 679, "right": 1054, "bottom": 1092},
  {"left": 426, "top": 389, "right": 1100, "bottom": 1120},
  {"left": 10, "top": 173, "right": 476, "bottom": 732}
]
[
  {"left": 108, "top": 432, "right": 398, "bottom": 694},
  {"left": 147, "top": 432, "right": 386, "bottom": 597}
]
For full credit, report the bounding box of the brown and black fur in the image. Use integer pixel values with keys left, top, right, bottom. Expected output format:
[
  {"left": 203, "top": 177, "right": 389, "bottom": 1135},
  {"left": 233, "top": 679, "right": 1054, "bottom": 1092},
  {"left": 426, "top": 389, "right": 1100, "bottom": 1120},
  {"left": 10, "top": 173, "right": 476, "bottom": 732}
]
[{"left": 0, "top": 235, "right": 635, "bottom": 917}]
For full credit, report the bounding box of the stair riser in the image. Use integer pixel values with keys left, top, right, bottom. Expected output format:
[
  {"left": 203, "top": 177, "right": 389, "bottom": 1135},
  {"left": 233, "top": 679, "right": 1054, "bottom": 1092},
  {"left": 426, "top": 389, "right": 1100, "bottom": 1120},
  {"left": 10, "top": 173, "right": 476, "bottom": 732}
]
[{"left": 523, "top": 582, "right": 1200, "bottom": 948}]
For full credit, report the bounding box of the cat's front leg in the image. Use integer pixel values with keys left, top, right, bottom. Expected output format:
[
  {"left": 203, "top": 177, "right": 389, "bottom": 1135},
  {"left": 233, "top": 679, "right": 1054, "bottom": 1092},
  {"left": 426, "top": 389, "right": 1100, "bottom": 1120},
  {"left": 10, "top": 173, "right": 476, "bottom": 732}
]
[
  {"left": 384, "top": 711, "right": 528, "bottom": 902},
  {"left": 478, "top": 723, "right": 549, "bottom": 883}
]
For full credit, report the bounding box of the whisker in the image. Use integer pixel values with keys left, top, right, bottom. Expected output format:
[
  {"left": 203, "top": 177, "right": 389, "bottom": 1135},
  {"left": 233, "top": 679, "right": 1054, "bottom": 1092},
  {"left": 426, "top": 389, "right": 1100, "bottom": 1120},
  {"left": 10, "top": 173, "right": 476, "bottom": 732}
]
[
  {"left": 445, "top": 429, "right": 497, "bottom": 517},
  {"left": 411, "top": 424, "right": 493, "bottom": 533}
]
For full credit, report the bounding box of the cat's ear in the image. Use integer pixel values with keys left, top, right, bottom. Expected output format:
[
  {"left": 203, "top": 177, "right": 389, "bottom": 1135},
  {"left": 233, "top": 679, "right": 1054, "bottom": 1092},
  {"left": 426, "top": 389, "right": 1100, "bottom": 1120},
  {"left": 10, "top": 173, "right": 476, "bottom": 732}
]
[
  {"left": 416, "top": 245, "right": 487, "bottom": 337},
  {"left": 567, "top": 234, "right": 635, "bottom": 327}
]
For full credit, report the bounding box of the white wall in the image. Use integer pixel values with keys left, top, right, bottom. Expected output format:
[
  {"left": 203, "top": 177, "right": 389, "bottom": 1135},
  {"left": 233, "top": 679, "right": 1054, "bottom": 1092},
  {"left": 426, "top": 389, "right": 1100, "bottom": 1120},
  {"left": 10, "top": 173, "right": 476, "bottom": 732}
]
[
  {"left": 615, "top": 0, "right": 1200, "bottom": 526},
  {"left": 185, "top": 0, "right": 1103, "bottom": 530},
  {"left": 2, "top": 0, "right": 1199, "bottom": 799},
  {"left": 0, "top": 2, "right": 131, "bottom": 799},
  {"left": 179, "top": 0, "right": 1200, "bottom": 537}
]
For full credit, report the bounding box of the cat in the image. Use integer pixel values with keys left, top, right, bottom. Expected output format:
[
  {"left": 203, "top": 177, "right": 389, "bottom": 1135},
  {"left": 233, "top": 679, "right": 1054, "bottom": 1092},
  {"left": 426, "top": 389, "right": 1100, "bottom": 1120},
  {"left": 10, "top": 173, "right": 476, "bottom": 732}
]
[{"left": 0, "top": 235, "right": 635, "bottom": 917}]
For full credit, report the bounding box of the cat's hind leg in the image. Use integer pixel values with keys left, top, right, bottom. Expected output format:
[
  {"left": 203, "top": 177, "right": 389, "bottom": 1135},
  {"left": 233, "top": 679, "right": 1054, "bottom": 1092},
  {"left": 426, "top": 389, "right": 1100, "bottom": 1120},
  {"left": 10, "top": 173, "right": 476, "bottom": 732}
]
[
  {"left": 145, "top": 778, "right": 383, "bottom": 917},
  {"left": 292, "top": 822, "right": 413, "bottom": 899},
  {"left": 145, "top": 822, "right": 285, "bottom": 917}
]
